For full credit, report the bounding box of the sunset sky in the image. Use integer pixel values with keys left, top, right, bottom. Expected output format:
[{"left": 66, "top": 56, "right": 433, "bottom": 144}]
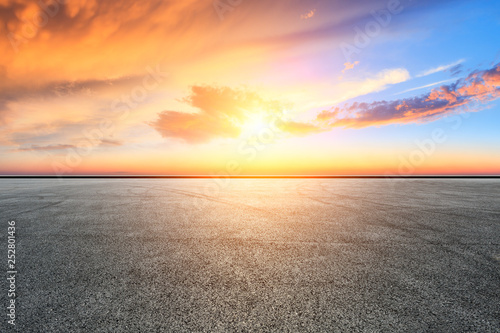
[{"left": 1, "top": 0, "right": 499, "bottom": 175}]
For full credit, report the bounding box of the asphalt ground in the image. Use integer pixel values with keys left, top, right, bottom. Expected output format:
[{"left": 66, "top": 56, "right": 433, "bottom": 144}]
[{"left": 1, "top": 179, "right": 499, "bottom": 332}]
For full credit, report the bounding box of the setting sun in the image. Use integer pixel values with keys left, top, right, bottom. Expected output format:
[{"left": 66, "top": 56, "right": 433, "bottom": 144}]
[{"left": 240, "top": 112, "right": 272, "bottom": 137}]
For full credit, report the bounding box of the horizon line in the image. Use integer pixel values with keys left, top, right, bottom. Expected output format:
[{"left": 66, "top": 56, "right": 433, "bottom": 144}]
[{"left": 1, "top": 175, "right": 500, "bottom": 179}]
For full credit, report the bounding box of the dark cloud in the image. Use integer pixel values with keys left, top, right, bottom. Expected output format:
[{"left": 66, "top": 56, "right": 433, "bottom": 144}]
[{"left": 447, "top": 64, "right": 464, "bottom": 76}]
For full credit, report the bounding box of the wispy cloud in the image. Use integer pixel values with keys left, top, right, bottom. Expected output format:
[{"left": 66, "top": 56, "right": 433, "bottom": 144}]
[
  {"left": 417, "top": 59, "right": 466, "bottom": 77},
  {"left": 15, "top": 144, "right": 76, "bottom": 152},
  {"left": 99, "top": 139, "right": 123, "bottom": 147},
  {"left": 333, "top": 68, "right": 411, "bottom": 103},
  {"left": 394, "top": 79, "right": 456, "bottom": 95},
  {"left": 447, "top": 64, "right": 464, "bottom": 76}
]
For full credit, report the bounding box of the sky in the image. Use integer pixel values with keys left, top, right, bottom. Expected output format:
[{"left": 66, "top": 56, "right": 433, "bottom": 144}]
[{"left": 0, "top": 0, "right": 499, "bottom": 175}]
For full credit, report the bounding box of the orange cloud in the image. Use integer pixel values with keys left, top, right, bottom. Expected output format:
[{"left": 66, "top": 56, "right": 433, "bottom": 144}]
[
  {"left": 150, "top": 85, "right": 269, "bottom": 143},
  {"left": 341, "top": 61, "right": 360, "bottom": 74},
  {"left": 300, "top": 9, "right": 315, "bottom": 20},
  {"left": 0, "top": 0, "right": 345, "bottom": 92},
  {"left": 150, "top": 85, "right": 320, "bottom": 143},
  {"left": 150, "top": 110, "right": 240, "bottom": 144},
  {"left": 0, "top": 0, "right": 215, "bottom": 89},
  {"left": 339, "top": 61, "right": 360, "bottom": 80}
]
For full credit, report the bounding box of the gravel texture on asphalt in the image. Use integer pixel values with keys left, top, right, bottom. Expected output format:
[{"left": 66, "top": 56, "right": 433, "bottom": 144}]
[{"left": 1, "top": 179, "right": 499, "bottom": 332}]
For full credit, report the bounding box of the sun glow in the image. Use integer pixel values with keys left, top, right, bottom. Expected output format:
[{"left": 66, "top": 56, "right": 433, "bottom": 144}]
[{"left": 240, "top": 113, "right": 270, "bottom": 137}]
